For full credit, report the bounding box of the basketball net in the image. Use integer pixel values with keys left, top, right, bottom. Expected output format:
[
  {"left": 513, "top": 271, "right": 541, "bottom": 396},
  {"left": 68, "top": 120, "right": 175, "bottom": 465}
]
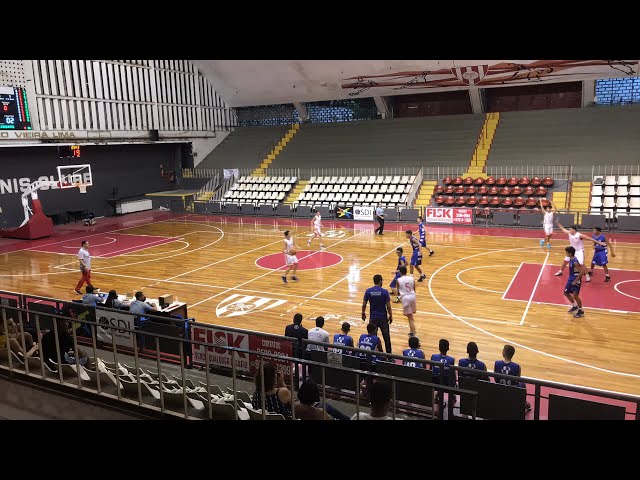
[{"left": 75, "top": 183, "right": 88, "bottom": 194}]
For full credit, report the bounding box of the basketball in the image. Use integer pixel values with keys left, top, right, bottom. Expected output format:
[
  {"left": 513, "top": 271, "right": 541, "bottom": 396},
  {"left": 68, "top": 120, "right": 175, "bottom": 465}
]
[{"left": 288, "top": 248, "right": 297, "bottom": 256}]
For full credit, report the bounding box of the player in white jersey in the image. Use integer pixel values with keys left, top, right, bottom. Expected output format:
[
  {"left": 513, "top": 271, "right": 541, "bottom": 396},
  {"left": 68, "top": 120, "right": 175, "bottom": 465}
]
[
  {"left": 307, "top": 211, "right": 324, "bottom": 249},
  {"left": 282, "top": 230, "right": 299, "bottom": 284},
  {"left": 396, "top": 265, "right": 417, "bottom": 337},
  {"left": 554, "top": 222, "right": 606, "bottom": 282},
  {"left": 539, "top": 198, "right": 557, "bottom": 248}
]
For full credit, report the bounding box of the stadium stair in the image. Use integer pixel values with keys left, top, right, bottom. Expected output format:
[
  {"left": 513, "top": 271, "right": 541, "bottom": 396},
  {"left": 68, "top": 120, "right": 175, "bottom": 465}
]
[
  {"left": 252, "top": 123, "right": 300, "bottom": 176},
  {"left": 568, "top": 181, "right": 592, "bottom": 223},
  {"left": 462, "top": 112, "right": 499, "bottom": 178},
  {"left": 413, "top": 179, "right": 438, "bottom": 211},
  {"left": 284, "top": 179, "right": 308, "bottom": 205}
]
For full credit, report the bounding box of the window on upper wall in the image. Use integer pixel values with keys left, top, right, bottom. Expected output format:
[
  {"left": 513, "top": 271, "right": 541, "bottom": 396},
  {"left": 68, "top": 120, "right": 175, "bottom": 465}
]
[
  {"left": 236, "top": 103, "right": 301, "bottom": 126},
  {"left": 594, "top": 77, "right": 640, "bottom": 105},
  {"left": 304, "top": 98, "right": 378, "bottom": 123}
]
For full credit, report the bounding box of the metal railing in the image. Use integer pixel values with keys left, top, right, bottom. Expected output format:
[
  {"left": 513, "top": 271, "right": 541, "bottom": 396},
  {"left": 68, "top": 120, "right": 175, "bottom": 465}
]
[
  {"left": 307, "top": 166, "right": 420, "bottom": 179},
  {"left": 405, "top": 167, "right": 423, "bottom": 208},
  {"left": 591, "top": 164, "right": 640, "bottom": 179},
  {"left": 182, "top": 168, "right": 222, "bottom": 180},
  {"left": 485, "top": 165, "right": 573, "bottom": 180}
]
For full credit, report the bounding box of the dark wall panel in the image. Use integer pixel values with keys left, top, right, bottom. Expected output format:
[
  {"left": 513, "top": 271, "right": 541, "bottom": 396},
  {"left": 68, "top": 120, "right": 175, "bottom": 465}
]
[
  {"left": 483, "top": 81, "right": 582, "bottom": 112},
  {"left": 0, "top": 143, "right": 183, "bottom": 228},
  {"left": 392, "top": 91, "right": 473, "bottom": 117}
]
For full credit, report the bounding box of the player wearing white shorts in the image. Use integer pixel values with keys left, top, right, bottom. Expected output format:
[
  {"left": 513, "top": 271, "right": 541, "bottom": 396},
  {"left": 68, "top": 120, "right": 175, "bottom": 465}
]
[
  {"left": 282, "top": 230, "right": 299, "bottom": 284},
  {"left": 307, "top": 211, "right": 324, "bottom": 249},
  {"left": 396, "top": 265, "right": 417, "bottom": 337},
  {"left": 539, "top": 198, "right": 557, "bottom": 248},
  {"left": 554, "top": 222, "right": 606, "bottom": 282}
]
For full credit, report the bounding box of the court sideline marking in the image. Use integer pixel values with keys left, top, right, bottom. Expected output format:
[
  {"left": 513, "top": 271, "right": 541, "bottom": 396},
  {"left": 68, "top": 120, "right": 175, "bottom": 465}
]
[
  {"left": 427, "top": 247, "right": 640, "bottom": 379},
  {"left": 520, "top": 252, "right": 550, "bottom": 326}
]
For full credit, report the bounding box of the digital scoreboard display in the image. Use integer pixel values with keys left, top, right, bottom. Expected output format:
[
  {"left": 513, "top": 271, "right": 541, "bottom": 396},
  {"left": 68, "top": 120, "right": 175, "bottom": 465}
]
[{"left": 0, "top": 86, "right": 32, "bottom": 130}]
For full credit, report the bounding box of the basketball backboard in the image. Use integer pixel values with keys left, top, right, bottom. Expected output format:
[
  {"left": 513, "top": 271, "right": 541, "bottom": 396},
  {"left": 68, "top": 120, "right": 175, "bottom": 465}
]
[{"left": 57, "top": 164, "right": 93, "bottom": 190}]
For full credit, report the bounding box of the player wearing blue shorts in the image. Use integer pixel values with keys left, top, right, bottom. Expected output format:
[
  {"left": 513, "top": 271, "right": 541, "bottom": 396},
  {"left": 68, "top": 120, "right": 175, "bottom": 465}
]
[
  {"left": 417, "top": 216, "right": 434, "bottom": 256},
  {"left": 563, "top": 246, "right": 585, "bottom": 318},
  {"left": 405, "top": 230, "right": 426, "bottom": 282},
  {"left": 390, "top": 247, "right": 407, "bottom": 300},
  {"left": 589, "top": 227, "right": 615, "bottom": 282}
]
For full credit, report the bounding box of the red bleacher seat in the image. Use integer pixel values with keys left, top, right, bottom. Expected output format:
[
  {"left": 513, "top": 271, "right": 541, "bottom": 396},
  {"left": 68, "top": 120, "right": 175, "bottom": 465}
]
[
  {"left": 507, "top": 177, "right": 519, "bottom": 186},
  {"left": 523, "top": 186, "right": 535, "bottom": 195},
  {"left": 530, "top": 176, "right": 542, "bottom": 186},
  {"left": 436, "top": 195, "right": 444, "bottom": 205},
  {"left": 465, "top": 186, "right": 477, "bottom": 194},
  {"left": 519, "top": 176, "right": 530, "bottom": 186},
  {"left": 466, "top": 196, "right": 477, "bottom": 205},
  {"left": 444, "top": 185, "right": 454, "bottom": 194},
  {"left": 489, "top": 196, "right": 501, "bottom": 206},
  {"left": 542, "top": 176, "right": 554, "bottom": 187},
  {"left": 525, "top": 197, "right": 537, "bottom": 207},
  {"left": 511, "top": 186, "right": 522, "bottom": 196},
  {"left": 496, "top": 177, "right": 507, "bottom": 186},
  {"left": 489, "top": 186, "right": 499, "bottom": 195},
  {"left": 474, "top": 177, "right": 485, "bottom": 185},
  {"left": 478, "top": 196, "right": 489, "bottom": 206},
  {"left": 513, "top": 196, "right": 525, "bottom": 207},
  {"left": 453, "top": 177, "right": 463, "bottom": 185},
  {"left": 477, "top": 185, "right": 488, "bottom": 195},
  {"left": 454, "top": 185, "right": 465, "bottom": 195},
  {"left": 445, "top": 196, "right": 455, "bottom": 205},
  {"left": 485, "top": 176, "right": 496, "bottom": 185},
  {"left": 463, "top": 177, "right": 474, "bottom": 185},
  {"left": 435, "top": 185, "right": 444, "bottom": 194},
  {"left": 455, "top": 196, "right": 466, "bottom": 206},
  {"left": 501, "top": 197, "right": 513, "bottom": 207},
  {"left": 499, "top": 186, "right": 511, "bottom": 196},
  {"left": 540, "top": 198, "right": 550, "bottom": 207},
  {"left": 443, "top": 176, "right": 453, "bottom": 185},
  {"left": 535, "top": 186, "right": 548, "bottom": 196}
]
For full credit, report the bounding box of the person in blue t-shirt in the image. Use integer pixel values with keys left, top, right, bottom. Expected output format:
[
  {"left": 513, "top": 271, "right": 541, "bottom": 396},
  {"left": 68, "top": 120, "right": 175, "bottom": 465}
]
[
  {"left": 362, "top": 274, "right": 393, "bottom": 353},
  {"left": 563, "top": 246, "right": 585, "bottom": 319},
  {"left": 402, "top": 336, "right": 426, "bottom": 368},
  {"left": 390, "top": 248, "right": 407, "bottom": 301},
  {"left": 416, "top": 216, "right": 434, "bottom": 256},
  {"left": 588, "top": 227, "right": 615, "bottom": 282},
  {"left": 357, "top": 322, "right": 383, "bottom": 365},
  {"left": 332, "top": 322, "right": 354, "bottom": 355},
  {"left": 494, "top": 344, "right": 531, "bottom": 413},
  {"left": 458, "top": 341, "right": 489, "bottom": 382}
]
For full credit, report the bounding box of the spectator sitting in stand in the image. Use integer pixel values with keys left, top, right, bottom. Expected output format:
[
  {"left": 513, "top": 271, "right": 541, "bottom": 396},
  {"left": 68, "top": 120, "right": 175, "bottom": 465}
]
[
  {"left": 104, "top": 290, "right": 126, "bottom": 309},
  {"left": 351, "top": 381, "right": 399, "bottom": 420},
  {"left": 251, "top": 361, "right": 292, "bottom": 419},
  {"left": 402, "top": 336, "right": 426, "bottom": 368},
  {"left": 81, "top": 285, "right": 102, "bottom": 307},
  {"left": 295, "top": 379, "right": 351, "bottom": 421},
  {"left": 0, "top": 318, "right": 39, "bottom": 359},
  {"left": 41, "top": 319, "right": 93, "bottom": 370}
]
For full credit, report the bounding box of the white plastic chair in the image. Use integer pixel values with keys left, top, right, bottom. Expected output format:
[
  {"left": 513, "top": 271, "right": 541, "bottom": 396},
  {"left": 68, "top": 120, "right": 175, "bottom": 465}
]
[
  {"left": 616, "top": 186, "right": 629, "bottom": 197},
  {"left": 590, "top": 197, "right": 603, "bottom": 209},
  {"left": 617, "top": 175, "right": 630, "bottom": 186},
  {"left": 603, "top": 186, "right": 616, "bottom": 196},
  {"left": 630, "top": 176, "right": 640, "bottom": 186},
  {"left": 616, "top": 197, "right": 629, "bottom": 209},
  {"left": 604, "top": 176, "right": 617, "bottom": 186},
  {"left": 629, "top": 186, "right": 640, "bottom": 196},
  {"left": 591, "top": 185, "right": 603, "bottom": 197}
]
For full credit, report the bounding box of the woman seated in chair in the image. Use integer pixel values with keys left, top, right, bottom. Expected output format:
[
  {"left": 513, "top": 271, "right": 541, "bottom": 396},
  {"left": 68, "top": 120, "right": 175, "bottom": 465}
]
[
  {"left": 104, "top": 290, "right": 126, "bottom": 309},
  {"left": 251, "top": 361, "right": 292, "bottom": 419},
  {"left": 41, "top": 319, "right": 93, "bottom": 371},
  {"left": 0, "top": 318, "right": 39, "bottom": 359}
]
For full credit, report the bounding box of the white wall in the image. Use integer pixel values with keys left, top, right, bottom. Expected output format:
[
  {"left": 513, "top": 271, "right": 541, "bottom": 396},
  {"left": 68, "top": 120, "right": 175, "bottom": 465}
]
[{"left": 192, "top": 130, "right": 230, "bottom": 167}]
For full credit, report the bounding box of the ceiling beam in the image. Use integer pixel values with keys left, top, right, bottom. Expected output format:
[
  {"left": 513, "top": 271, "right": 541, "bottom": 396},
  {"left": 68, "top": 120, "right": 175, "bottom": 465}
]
[
  {"left": 373, "top": 96, "right": 390, "bottom": 119},
  {"left": 293, "top": 102, "right": 308, "bottom": 121}
]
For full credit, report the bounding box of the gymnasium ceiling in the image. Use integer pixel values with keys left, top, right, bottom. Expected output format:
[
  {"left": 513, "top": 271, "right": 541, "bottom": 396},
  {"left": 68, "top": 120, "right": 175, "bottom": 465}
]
[{"left": 192, "top": 60, "right": 640, "bottom": 107}]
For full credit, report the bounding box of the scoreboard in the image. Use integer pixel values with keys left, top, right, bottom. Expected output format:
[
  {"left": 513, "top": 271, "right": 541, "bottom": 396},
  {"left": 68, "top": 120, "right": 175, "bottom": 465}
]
[{"left": 0, "top": 86, "right": 32, "bottom": 130}]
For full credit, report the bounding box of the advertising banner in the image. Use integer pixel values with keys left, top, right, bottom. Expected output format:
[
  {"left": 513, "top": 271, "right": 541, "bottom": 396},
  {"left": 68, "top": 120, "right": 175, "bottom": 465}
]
[
  {"left": 96, "top": 308, "right": 135, "bottom": 348},
  {"left": 191, "top": 325, "right": 251, "bottom": 372},
  {"left": 424, "top": 207, "right": 473, "bottom": 225},
  {"left": 353, "top": 205, "right": 375, "bottom": 221}
]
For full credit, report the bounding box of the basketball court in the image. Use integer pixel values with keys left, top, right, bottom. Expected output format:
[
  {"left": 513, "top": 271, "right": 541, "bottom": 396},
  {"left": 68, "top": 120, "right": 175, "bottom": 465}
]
[{"left": 0, "top": 211, "right": 639, "bottom": 397}]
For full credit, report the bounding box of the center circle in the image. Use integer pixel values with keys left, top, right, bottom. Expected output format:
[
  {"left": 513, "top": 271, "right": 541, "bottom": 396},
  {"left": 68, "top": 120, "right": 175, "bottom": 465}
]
[{"left": 255, "top": 250, "right": 343, "bottom": 271}]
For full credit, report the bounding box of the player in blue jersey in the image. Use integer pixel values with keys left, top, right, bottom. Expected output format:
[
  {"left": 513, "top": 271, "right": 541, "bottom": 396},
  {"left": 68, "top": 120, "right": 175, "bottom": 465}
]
[
  {"left": 357, "top": 322, "right": 383, "bottom": 365},
  {"left": 390, "top": 247, "right": 407, "bottom": 301},
  {"left": 458, "top": 342, "right": 489, "bottom": 382},
  {"left": 332, "top": 322, "right": 354, "bottom": 355},
  {"left": 494, "top": 344, "right": 531, "bottom": 413},
  {"left": 563, "top": 246, "right": 585, "bottom": 318},
  {"left": 402, "top": 336, "right": 426, "bottom": 368},
  {"left": 405, "top": 230, "right": 426, "bottom": 282},
  {"left": 430, "top": 338, "right": 456, "bottom": 407},
  {"left": 416, "top": 216, "right": 434, "bottom": 256},
  {"left": 588, "top": 227, "right": 615, "bottom": 282}
]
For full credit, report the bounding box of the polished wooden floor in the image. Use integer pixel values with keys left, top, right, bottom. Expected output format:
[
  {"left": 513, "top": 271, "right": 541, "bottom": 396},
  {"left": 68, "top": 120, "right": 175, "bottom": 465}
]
[{"left": 1, "top": 212, "right": 639, "bottom": 396}]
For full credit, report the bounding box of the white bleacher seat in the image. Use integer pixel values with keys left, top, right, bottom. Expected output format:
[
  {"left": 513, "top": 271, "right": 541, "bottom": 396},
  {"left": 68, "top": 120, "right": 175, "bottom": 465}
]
[
  {"left": 630, "top": 176, "right": 640, "bottom": 187},
  {"left": 602, "top": 208, "right": 615, "bottom": 219},
  {"left": 590, "top": 197, "right": 603, "bottom": 209},
  {"left": 347, "top": 184, "right": 355, "bottom": 193},
  {"left": 339, "top": 184, "right": 347, "bottom": 193},
  {"left": 630, "top": 187, "right": 640, "bottom": 196},
  {"left": 337, "top": 176, "right": 346, "bottom": 185},
  {"left": 382, "top": 194, "right": 392, "bottom": 204},
  {"left": 400, "top": 175, "right": 409, "bottom": 184},
  {"left": 388, "top": 185, "right": 397, "bottom": 193},
  {"left": 591, "top": 185, "right": 603, "bottom": 197},
  {"left": 358, "top": 177, "right": 367, "bottom": 184},
  {"left": 311, "top": 193, "right": 319, "bottom": 201},
  {"left": 330, "top": 176, "right": 338, "bottom": 184},
  {"left": 365, "top": 194, "right": 375, "bottom": 203},
  {"left": 371, "top": 184, "right": 380, "bottom": 193},
  {"left": 383, "top": 176, "right": 392, "bottom": 184},
  {"left": 616, "top": 186, "right": 629, "bottom": 197},
  {"left": 374, "top": 194, "right": 383, "bottom": 203},
  {"left": 355, "top": 184, "right": 363, "bottom": 193},
  {"left": 291, "top": 177, "right": 298, "bottom": 183},
  {"left": 319, "top": 193, "right": 328, "bottom": 202},
  {"left": 332, "top": 185, "right": 340, "bottom": 193},
  {"left": 366, "top": 176, "right": 376, "bottom": 184},
  {"left": 375, "top": 176, "right": 384, "bottom": 184},
  {"left": 603, "top": 186, "right": 616, "bottom": 196},
  {"left": 589, "top": 208, "right": 602, "bottom": 215},
  {"left": 592, "top": 176, "right": 604, "bottom": 186},
  {"left": 391, "top": 194, "right": 401, "bottom": 203},
  {"left": 334, "top": 193, "right": 343, "bottom": 202},
  {"left": 400, "top": 194, "right": 408, "bottom": 204},
  {"left": 277, "top": 192, "right": 285, "bottom": 201},
  {"left": 403, "top": 184, "right": 411, "bottom": 193},
  {"left": 357, "top": 194, "right": 366, "bottom": 202},
  {"left": 409, "top": 175, "right": 416, "bottom": 184},
  {"left": 345, "top": 176, "right": 353, "bottom": 184},
  {"left": 618, "top": 176, "right": 630, "bottom": 186},
  {"left": 604, "top": 176, "right": 617, "bottom": 186},
  {"left": 630, "top": 198, "right": 640, "bottom": 209},
  {"left": 392, "top": 175, "right": 401, "bottom": 184},
  {"left": 309, "top": 184, "right": 317, "bottom": 192},
  {"left": 326, "top": 193, "right": 336, "bottom": 202},
  {"left": 603, "top": 197, "right": 616, "bottom": 208},
  {"left": 380, "top": 185, "right": 388, "bottom": 193},
  {"left": 363, "top": 184, "right": 372, "bottom": 193},
  {"left": 277, "top": 176, "right": 284, "bottom": 183},
  {"left": 352, "top": 176, "right": 360, "bottom": 184},
  {"left": 617, "top": 197, "right": 629, "bottom": 209}
]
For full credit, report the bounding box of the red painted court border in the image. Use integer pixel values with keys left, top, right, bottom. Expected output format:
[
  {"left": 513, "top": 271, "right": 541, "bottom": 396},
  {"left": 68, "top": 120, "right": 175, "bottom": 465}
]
[
  {"left": 255, "top": 250, "right": 343, "bottom": 271},
  {"left": 503, "top": 262, "right": 640, "bottom": 313}
]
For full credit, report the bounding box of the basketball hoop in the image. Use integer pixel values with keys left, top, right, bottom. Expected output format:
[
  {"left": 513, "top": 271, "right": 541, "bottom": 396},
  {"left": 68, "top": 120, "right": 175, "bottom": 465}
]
[{"left": 76, "top": 183, "right": 88, "bottom": 194}]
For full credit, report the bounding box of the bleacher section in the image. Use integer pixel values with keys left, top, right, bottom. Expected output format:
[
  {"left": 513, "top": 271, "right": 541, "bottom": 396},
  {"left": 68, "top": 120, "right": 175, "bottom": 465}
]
[
  {"left": 591, "top": 175, "right": 640, "bottom": 218},
  {"left": 433, "top": 176, "right": 554, "bottom": 209},
  {"left": 271, "top": 115, "right": 484, "bottom": 169},
  {"left": 196, "top": 125, "right": 290, "bottom": 169},
  {"left": 221, "top": 175, "right": 296, "bottom": 204},
  {"left": 489, "top": 106, "right": 640, "bottom": 178},
  {"left": 296, "top": 175, "right": 417, "bottom": 208}
]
